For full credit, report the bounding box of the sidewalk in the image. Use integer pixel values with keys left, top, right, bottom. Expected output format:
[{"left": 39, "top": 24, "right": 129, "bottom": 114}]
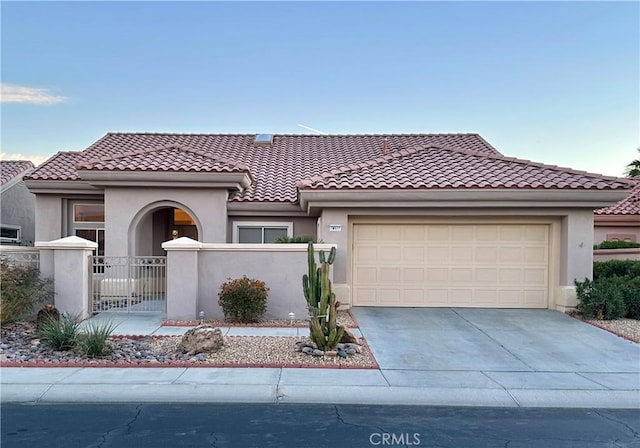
[{"left": 1, "top": 313, "right": 639, "bottom": 408}]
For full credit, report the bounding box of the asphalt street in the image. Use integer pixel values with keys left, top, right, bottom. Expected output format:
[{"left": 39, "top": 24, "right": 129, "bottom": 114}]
[{"left": 2, "top": 403, "right": 639, "bottom": 448}]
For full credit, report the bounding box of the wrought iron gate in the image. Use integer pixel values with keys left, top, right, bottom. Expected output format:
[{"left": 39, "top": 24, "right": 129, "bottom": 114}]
[{"left": 90, "top": 256, "right": 166, "bottom": 313}]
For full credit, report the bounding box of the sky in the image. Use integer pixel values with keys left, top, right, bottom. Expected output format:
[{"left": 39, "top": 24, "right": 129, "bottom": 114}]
[{"left": 1, "top": 1, "right": 638, "bottom": 177}]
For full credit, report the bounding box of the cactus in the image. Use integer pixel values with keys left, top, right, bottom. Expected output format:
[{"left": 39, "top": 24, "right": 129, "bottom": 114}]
[{"left": 302, "top": 242, "right": 344, "bottom": 351}]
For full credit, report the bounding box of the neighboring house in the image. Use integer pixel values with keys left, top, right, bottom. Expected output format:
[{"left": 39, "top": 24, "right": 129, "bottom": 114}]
[
  {"left": 1, "top": 160, "right": 35, "bottom": 245},
  {"left": 24, "top": 133, "right": 634, "bottom": 312},
  {"left": 594, "top": 180, "right": 640, "bottom": 244}
]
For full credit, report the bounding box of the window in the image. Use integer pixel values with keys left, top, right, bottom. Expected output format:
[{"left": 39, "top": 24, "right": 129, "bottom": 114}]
[
  {"left": 71, "top": 203, "right": 105, "bottom": 256},
  {"left": 233, "top": 221, "right": 293, "bottom": 243},
  {"left": 0, "top": 225, "right": 21, "bottom": 244},
  {"left": 173, "top": 208, "right": 195, "bottom": 226},
  {"left": 75, "top": 229, "right": 105, "bottom": 256},
  {"left": 74, "top": 204, "right": 105, "bottom": 222}
]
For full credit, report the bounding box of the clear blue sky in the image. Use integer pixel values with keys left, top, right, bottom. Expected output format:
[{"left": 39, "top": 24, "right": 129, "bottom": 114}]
[{"left": 1, "top": 1, "right": 638, "bottom": 176}]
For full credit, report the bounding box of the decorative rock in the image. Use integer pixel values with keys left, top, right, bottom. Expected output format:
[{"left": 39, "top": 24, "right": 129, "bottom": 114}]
[
  {"left": 325, "top": 350, "right": 337, "bottom": 357},
  {"left": 302, "top": 346, "right": 314, "bottom": 355},
  {"left": 345, "top": 348, "right": 356, "bottom": 355},
  {"left": 179, "top": 324, "right": 224, "bottom": 355},
  {"left": 337, "top": 348, "right": 347, "bottom": 358},
  {"left": 343, "top": 343, "right": 361, "bottom": 353},
  {"left": 340, "top": 328, "right": 360, "bottom": 345},
  {"left": 312, "top": 349, "right": 324, "bottom": 357},
  {"left": 293, "top": 341, "right": 305, "bottom": 352}
]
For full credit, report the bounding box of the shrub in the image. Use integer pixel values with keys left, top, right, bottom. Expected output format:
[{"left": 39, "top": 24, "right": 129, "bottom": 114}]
[
  {"left": 575, "top": 278, "right": 626, "bottom": 320},
  {"left": 618, "top": 276, "right": 640, "bottom": 320},
  {"left": 274, "top": 235, "right": 316, "bottom": 244},
  {"left": 218, "top": 276, "right": 269, "bottom": 323},
  {"left": 79, "top": 319, "right": 118, "bottom": 358},
  {"left": 593, "top": 240, "right": 640, "bottom": 250},
  {"left": 0, "top": 258, "right": 54, "bottom": 325},
  {"left": 36, "top": 312, "right": 81, "bottom": 351},
  {"left": 593, "top": 260, "right": 640, "bottom": 280}
]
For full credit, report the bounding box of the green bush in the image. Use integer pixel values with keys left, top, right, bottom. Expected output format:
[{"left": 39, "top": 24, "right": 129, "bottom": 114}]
[
  {"left": 0, "top": 258, "right": 53, "bottom": 325},
  {"left": 575, "top": 278, "right": 627, "bottom": 320},
  {"left": 593, "top": 240, "right": 640, "bottom": 250},
  {"left": 36, "top": 313, "right": 81, "bottom": 351},
  {"left": 274, "top": 235, "right": 316, "bottom": 244},
  {"left": 593, "top": 260, "right": 640, "bottom": 280},
  {"left": 79, "top": 320, "right": 118, "bottom": 358},
  {"left": 217, "top": 276, "right": 269, "bottom": 323},
  {"left": 618, "top": 276, "right": 640, "bottom": 320}
]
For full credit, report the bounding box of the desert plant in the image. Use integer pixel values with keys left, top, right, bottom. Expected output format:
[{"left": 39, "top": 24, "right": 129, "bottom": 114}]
[
  {"left": 575, "top": 278, "right": 626, "bottom": 320},
  {"left": 79, "top": 319, "right": 118, "bottom": 358},
  {"left": 302, "top": 242, "right": 344, "bottom": 351},
  {"left": 218, "top": 276, "right": 269, "bottom": 323},
  {"left": 36, "top": 312, "right": 82, "bottom": 351},
  {"left": 0, "top": 257, "right": 54, "bottom": 325}
]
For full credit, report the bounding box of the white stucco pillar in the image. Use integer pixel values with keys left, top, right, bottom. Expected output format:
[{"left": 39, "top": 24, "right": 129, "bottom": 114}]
[
  {"left": 162, "top": 237, "right": 202, "bottom": 321},
  {"left": 35, "top": 236, "right": 97, "bottom": 319}
]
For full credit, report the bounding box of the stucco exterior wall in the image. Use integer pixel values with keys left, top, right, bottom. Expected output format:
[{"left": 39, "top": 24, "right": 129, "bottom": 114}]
[
  {"left": 34, "top": 195, "right": 63, "bottom": 242},
  {"left": 161, "top": 242, "right": 336, "bottom": 321},
  {"left": 1, "top": 181, "right": 36, "bottom": 245},
  {"left": 104, "top": 187, "right": 228, "bottom": 256},
  {"left": 594, "top": 225, "right": 640, "bottom": 244},
  {"left": 196, "top": 245, "right": 333, "bottom": 320}
]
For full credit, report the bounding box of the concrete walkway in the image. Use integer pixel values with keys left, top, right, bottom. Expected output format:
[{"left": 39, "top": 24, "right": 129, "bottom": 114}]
[{"left": 1, "top": 310, "right": 639, "bottom": 408}]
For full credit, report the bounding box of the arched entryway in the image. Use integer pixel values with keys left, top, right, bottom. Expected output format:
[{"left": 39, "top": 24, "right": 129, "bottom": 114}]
[{"left": 130, "top": 201, "right": 201, "bottom": 256}]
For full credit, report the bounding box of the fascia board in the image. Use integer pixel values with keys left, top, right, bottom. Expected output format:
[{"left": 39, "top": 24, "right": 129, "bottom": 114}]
[
  {"left": 77, "top": 170, "right": 251, "bottom": 189},
  {"left": 24, "top": 180, "right": 102, "bottom": 194},
  {"left": 299, "top": 189, "right": 631, "bottom": 213}
]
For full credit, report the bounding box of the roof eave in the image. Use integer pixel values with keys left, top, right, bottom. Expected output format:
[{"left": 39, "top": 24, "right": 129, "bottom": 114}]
[
  {"left": 298, "top": 188, "right": 631, "bottom": 215},
  {"left": 77, "top": 170, "right": 252, "bottom": 191},
  {"left": 24, "top": 179, "right": 102, "bottom": 194}
]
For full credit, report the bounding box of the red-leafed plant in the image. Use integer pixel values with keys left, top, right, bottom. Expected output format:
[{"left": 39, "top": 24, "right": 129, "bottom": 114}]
[{"left": 218, "top": 276, "right": 269, "bottom": 323}]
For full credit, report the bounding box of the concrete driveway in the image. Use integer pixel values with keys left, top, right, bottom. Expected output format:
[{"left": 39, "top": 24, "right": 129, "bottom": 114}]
[{"left": 352, "top": 308, "right": 640, "bottom": 393}]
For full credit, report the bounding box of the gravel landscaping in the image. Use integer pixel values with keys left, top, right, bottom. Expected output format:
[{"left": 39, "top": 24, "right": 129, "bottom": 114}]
[
  {"left": 0, "top": 320, "right": 378, "bottom": 369},
  {"left": 581, "top": 318, "right": 640, "bottom": 343}
]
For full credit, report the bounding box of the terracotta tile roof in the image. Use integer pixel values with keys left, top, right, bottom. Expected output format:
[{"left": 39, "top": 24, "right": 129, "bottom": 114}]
[
  {"left": 595, "top": 180, "right": 640, "bottom": 215},
  {"left": 1, "top": 160, "right": 35, "bottom": 186},
  {"left": 26, "top": 133, "right": 499, "bottom": 202},
  {"left": 77, "top": 145, "right": 252, "bottom": 176},
  {"left": 25, "top": 152, "right": 85, "bottom": 181},
  {"left": 297, "top": 146, "right": 633, "bottom": 191}
]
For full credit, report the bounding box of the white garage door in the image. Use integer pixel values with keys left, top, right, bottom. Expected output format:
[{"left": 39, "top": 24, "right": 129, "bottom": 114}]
[{"left": 352, "top": 223, "right": 549, "bottom": 308}]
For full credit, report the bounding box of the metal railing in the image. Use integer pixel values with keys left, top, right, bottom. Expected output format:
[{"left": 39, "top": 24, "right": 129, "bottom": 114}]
[
  {"left": 0, "top": 246, "right": 40, "bottom": 269},
  {"left": 90, "top": 256, "right": 166, "bottom": 313}
]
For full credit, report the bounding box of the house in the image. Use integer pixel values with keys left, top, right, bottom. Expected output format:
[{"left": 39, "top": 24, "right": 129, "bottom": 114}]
[
  {"left": 1, "top": 160, "right": 36, "bottom": 245},
  {"left": 24, "top": 133, "right": 634, "bottom": 314},
  {"left": 593, "top": 179, "right": 640, "bottom": 261},
  {"left": 594, "top": 180, "right": 640, "bottom": 244}
]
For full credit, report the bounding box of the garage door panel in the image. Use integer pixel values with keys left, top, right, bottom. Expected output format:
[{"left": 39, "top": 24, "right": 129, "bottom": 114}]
[
  {"left": 404, "top": 247, "right": 425, "bottom": 262},
  {"left": 475, "top": 247, "right": 499, "bottom": 263},
  {"left": 352, "top": 223, "right": 549, "bottom": 308},
  {"left": 499, "top": 247, "right": 523, "bottom": 263},
  {"left": 354, "top": 246, "right": 378, "bottom": 264}
]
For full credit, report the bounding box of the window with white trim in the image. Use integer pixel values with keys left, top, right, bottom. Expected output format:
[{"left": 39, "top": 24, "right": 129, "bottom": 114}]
[
  {"left": 233, "top": 222, "right": 293, "bottom": 243},
  {"left": 71, "top": 203, "right": 105, "bottom": 255},
  {"left": 0, "top": 225, "right": 21, "bottom": 244}
]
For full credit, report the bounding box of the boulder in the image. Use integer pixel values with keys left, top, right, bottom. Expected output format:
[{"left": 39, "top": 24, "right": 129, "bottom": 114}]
[
  {"left": 179, "top": 325, "right": 224, "bottom": 355},
  {"left": 339, "top": 327, "right": 360, "bottom": 345}
]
